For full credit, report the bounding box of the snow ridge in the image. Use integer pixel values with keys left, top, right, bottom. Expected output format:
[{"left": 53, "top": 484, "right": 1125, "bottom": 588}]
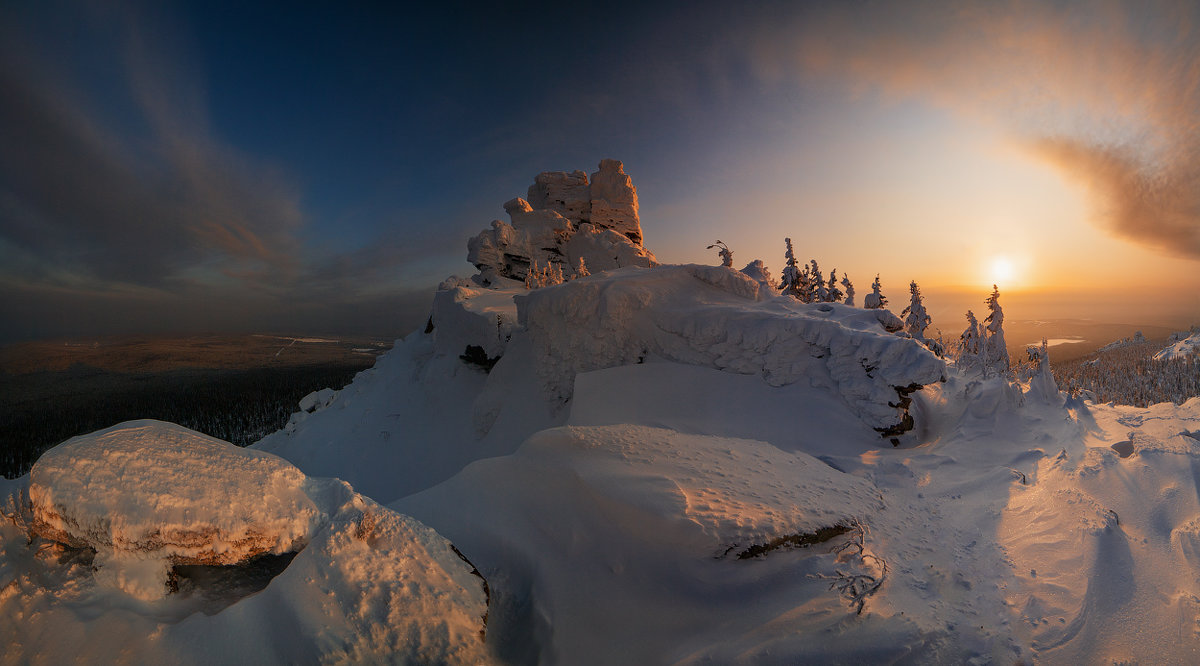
[{"left": 516, "top": 264, "right": 945, "bottom": 434}]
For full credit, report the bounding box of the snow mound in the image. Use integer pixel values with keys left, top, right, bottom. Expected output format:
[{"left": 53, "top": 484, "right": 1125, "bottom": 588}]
[
  {"left": 1154, "top": 330, "right": 1200, "bottom": 361},
  {"left": 397, "top": 425, "right": 888, "bottom": 663},
  {"left": 516, "top": 264, "right": 945, "bottom": 435},
  {"left": 466, "top": 160, "right": 655, "bottom": 285},
  {"left": 30, "top": 421, "right": 319, "bottom": 589},
  {"left": 430, "top": 279, "right": 518, "bottom": 360}
]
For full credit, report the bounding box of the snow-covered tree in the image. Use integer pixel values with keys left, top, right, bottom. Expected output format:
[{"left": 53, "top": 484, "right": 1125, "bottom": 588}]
[
  {"left": 841, "top": 274, "right": 855, "bottom": 307},
  {"left": 548, "top": 262, "right": 564, "bottom": 285},
  {"left": 983, "top": 284, "right": 1009, "bottom": 374},
  {"left": 575, "top": 257, "right": 590, "bottom": 278},
  {"left": 810, "top": 260, "right": 827, "bottom": 302},
  {"left": 900, "top": 280, "right": 931, "bottom": 341},
  {"left": 525, "top": 260, "right": 539, "bottom": 289},
  {"left": 863, "top": 274, "right": 887, "bottom": 309},
  {"left": 707, "top": 240, "right": 733, "bottom": 268},
  {"left": 957, "top": 310, "right": 982, "bottom": 371},
  {"left": 826, "top": 269, "right": 844, "bottom": 303},
  {"left": 780, "top": 238, "right": 801, "bottom": 297},
  {"left": 1024, "top": 338, "right": 1061, "bottom": 403}
]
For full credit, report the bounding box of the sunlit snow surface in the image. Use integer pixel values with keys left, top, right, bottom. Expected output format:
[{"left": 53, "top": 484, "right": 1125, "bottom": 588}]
[
  {"left": 1155, "top": 331, "right": 1200, "bottom": 361},
  {"left": 5, "top": 265, "right": 1200, "bottom": 663},
  {"left": 1, "top": 422, "right": 489, "bottom": 664}
]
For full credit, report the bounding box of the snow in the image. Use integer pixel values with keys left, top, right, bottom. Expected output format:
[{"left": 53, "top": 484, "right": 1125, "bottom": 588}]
[
  {"left": 1155, "top": 331, "right": 1200, "bottom": 360},
  {"left": 515, "top": 264, "right": 945, "bottom": 435},
  {"left": 6, "top": 161, "right": 1200, "bottom": 663},
  {"left": 3, "top": 421, "right": 490, "bottom": 663},
  {"left": 29, "top": 421, "right": 320, "bottom": 583}
]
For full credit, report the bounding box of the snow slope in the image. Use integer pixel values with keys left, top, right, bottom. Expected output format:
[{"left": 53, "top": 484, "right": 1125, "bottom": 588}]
[{"left": 1155, "top": 331, "right": 1200, "bottom": 360}]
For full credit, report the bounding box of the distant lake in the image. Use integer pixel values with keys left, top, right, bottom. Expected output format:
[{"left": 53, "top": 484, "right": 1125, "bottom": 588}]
[{"left": 1025, "top": 337, "right": 1086, "bottom": 347}]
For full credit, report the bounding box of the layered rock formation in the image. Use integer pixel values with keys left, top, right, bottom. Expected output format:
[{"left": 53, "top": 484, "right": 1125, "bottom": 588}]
[{"left": 467, "top": 160, "right": 655, "bottom": 285}]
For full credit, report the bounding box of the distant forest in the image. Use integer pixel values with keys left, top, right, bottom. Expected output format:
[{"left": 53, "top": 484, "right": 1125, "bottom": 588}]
[{"left": 1, "top": 363, "right": 371, "bottom": 479}]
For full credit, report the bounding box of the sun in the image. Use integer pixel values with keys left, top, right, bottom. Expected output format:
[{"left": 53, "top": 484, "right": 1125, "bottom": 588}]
[{"left": 989, "top": 256, "right": 1015, "bottom": 286}]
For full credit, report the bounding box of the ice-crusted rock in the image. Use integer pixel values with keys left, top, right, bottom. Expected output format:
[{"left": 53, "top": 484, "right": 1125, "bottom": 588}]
[
  {"left": 299, "top": 387, "right": 337, "bottom": 413},
  {"left": 588, "top": 158, "right": 642, "bottom": 245},
  {"left": 527, "top": 169, "right": 590, "bottom": 222},
  {"left": 25, "top": 420, "right": 493, "bottom": 654},
  {"left": 739, "top": 259, "right": 777, "bottom": 298},
  {"left": 514, "top": 264, "right": 946, "bottom": 435},
  {"left": 30, "top": 421, "right": 320, "bottom": 578},
  {"left": 466, "top": 160, "right": 655, "bottom": 284}
]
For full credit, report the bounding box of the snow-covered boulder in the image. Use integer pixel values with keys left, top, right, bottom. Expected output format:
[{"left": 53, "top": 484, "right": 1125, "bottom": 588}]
[
  {"left": 466, "top": 160, "right": 655, "bottom": 284},
  {"left": 739, "top": 259, "right": 778, "bottom": 297},
  {"left": 29, "top": 421, "right": 321, "bottom": 590},
  {"left": 23, "top": 419, "right": 493, "bottom": 659},
  {"left": 397, "top": 425, "right": 886, "bottom": 663},
  {"left": 299, "top": 387, "right": 337, "bottom": 413},
  {"left": 514, "top": 264, "right": 945, "bottom": 436}
]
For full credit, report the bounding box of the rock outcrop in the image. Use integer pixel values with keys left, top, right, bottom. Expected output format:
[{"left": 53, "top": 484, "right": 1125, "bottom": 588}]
[{"left": 467, "top": 160, "right": 655, "bottom": 285}]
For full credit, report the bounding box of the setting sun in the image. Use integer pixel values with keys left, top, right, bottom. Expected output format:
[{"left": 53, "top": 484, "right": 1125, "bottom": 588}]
[{"left": 990, "top": 256, "right": 1015, "bottom": 286}]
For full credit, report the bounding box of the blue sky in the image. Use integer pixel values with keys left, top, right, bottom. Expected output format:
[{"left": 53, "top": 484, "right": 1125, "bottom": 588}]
[{"left": 2, "top": 1, "right": 1198, "bottom": 341}]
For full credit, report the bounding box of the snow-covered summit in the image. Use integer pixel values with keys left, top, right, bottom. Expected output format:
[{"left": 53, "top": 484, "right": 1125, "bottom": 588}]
[{"left": 466, "top": 160, "right": 656, "bottom": 285}]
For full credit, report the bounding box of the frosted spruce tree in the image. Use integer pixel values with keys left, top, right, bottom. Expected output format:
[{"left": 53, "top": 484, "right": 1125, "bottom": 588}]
[
  {"left": 780, "top": 238, "right": 801, "bottom": 297},
  {"left": 983, "top": 285, "right": 1010, "bottom": 374},
  {"left": 958, "top": 310, "right": 982, "bottom": 372},
  {"left": 810, "top": 260, "right": 828, "bottom": 302},
  {"left": 575, "top": 257, "right": 590, "bottom": 278},
  {"left": 841, "top": 274, "right": 855, "bottom": 306},
  {"left": 826, "top": 269, "right": 844, "bottom": 303},
  {"left": 707, "top": 240, "right": 733, "bottom": 268},
  {"left": 864, "top": 274, "right": 887, "bottom": 309},
  {"left": 900, "top": 280, "right": 931, "bottom": 341},
  {"left": 796, "top": 263, "right": 815, "bottom": 303}
]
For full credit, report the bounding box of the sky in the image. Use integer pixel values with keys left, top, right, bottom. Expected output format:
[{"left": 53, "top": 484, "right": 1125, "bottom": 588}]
[{"left": 2, "top": 0, "right": 1199, "bottom": 342}]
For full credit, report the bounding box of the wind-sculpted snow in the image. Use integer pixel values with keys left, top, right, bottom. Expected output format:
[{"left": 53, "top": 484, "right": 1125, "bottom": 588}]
[
  {"left": 431, "top": 277, "right": 518, "bottom": 360},
  {"left": 396, "top": 425, "right": 891, "bottom": 663},
  {"left": 516, "top": 264, "right": 946, "bottom": 434},
  {"left": 5, "top": 420, "right": 490, "bottom": 663}
]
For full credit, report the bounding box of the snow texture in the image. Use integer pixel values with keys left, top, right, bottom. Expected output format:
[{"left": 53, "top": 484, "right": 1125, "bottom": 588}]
[
  {"left": 5, "top": 421, "right": 490, "bottom": 663},
  {"left": 515, "top": 264, "right": 945, "bottom": 434},
  {"left": 29, "top": 421, "right": 319, "bottom": 576},
  {"left": 8, "top": 160, "right": 1200, "bottom": 664}
]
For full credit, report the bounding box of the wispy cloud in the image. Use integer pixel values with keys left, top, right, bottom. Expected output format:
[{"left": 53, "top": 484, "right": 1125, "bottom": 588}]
[{"left": 0, "top": 4, "right": 304, "bottom": 294}]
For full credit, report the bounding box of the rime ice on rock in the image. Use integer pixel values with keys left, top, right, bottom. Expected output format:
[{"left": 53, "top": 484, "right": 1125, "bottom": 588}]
[
  {"left": 466, "top": 160, "right": 655, "bottom": 285},
  {"left": 25, "top": 419, "right": 494, "bottom": 655},
  {"left": 29, "top": 420, "right": 321, "bottom": 578}
]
